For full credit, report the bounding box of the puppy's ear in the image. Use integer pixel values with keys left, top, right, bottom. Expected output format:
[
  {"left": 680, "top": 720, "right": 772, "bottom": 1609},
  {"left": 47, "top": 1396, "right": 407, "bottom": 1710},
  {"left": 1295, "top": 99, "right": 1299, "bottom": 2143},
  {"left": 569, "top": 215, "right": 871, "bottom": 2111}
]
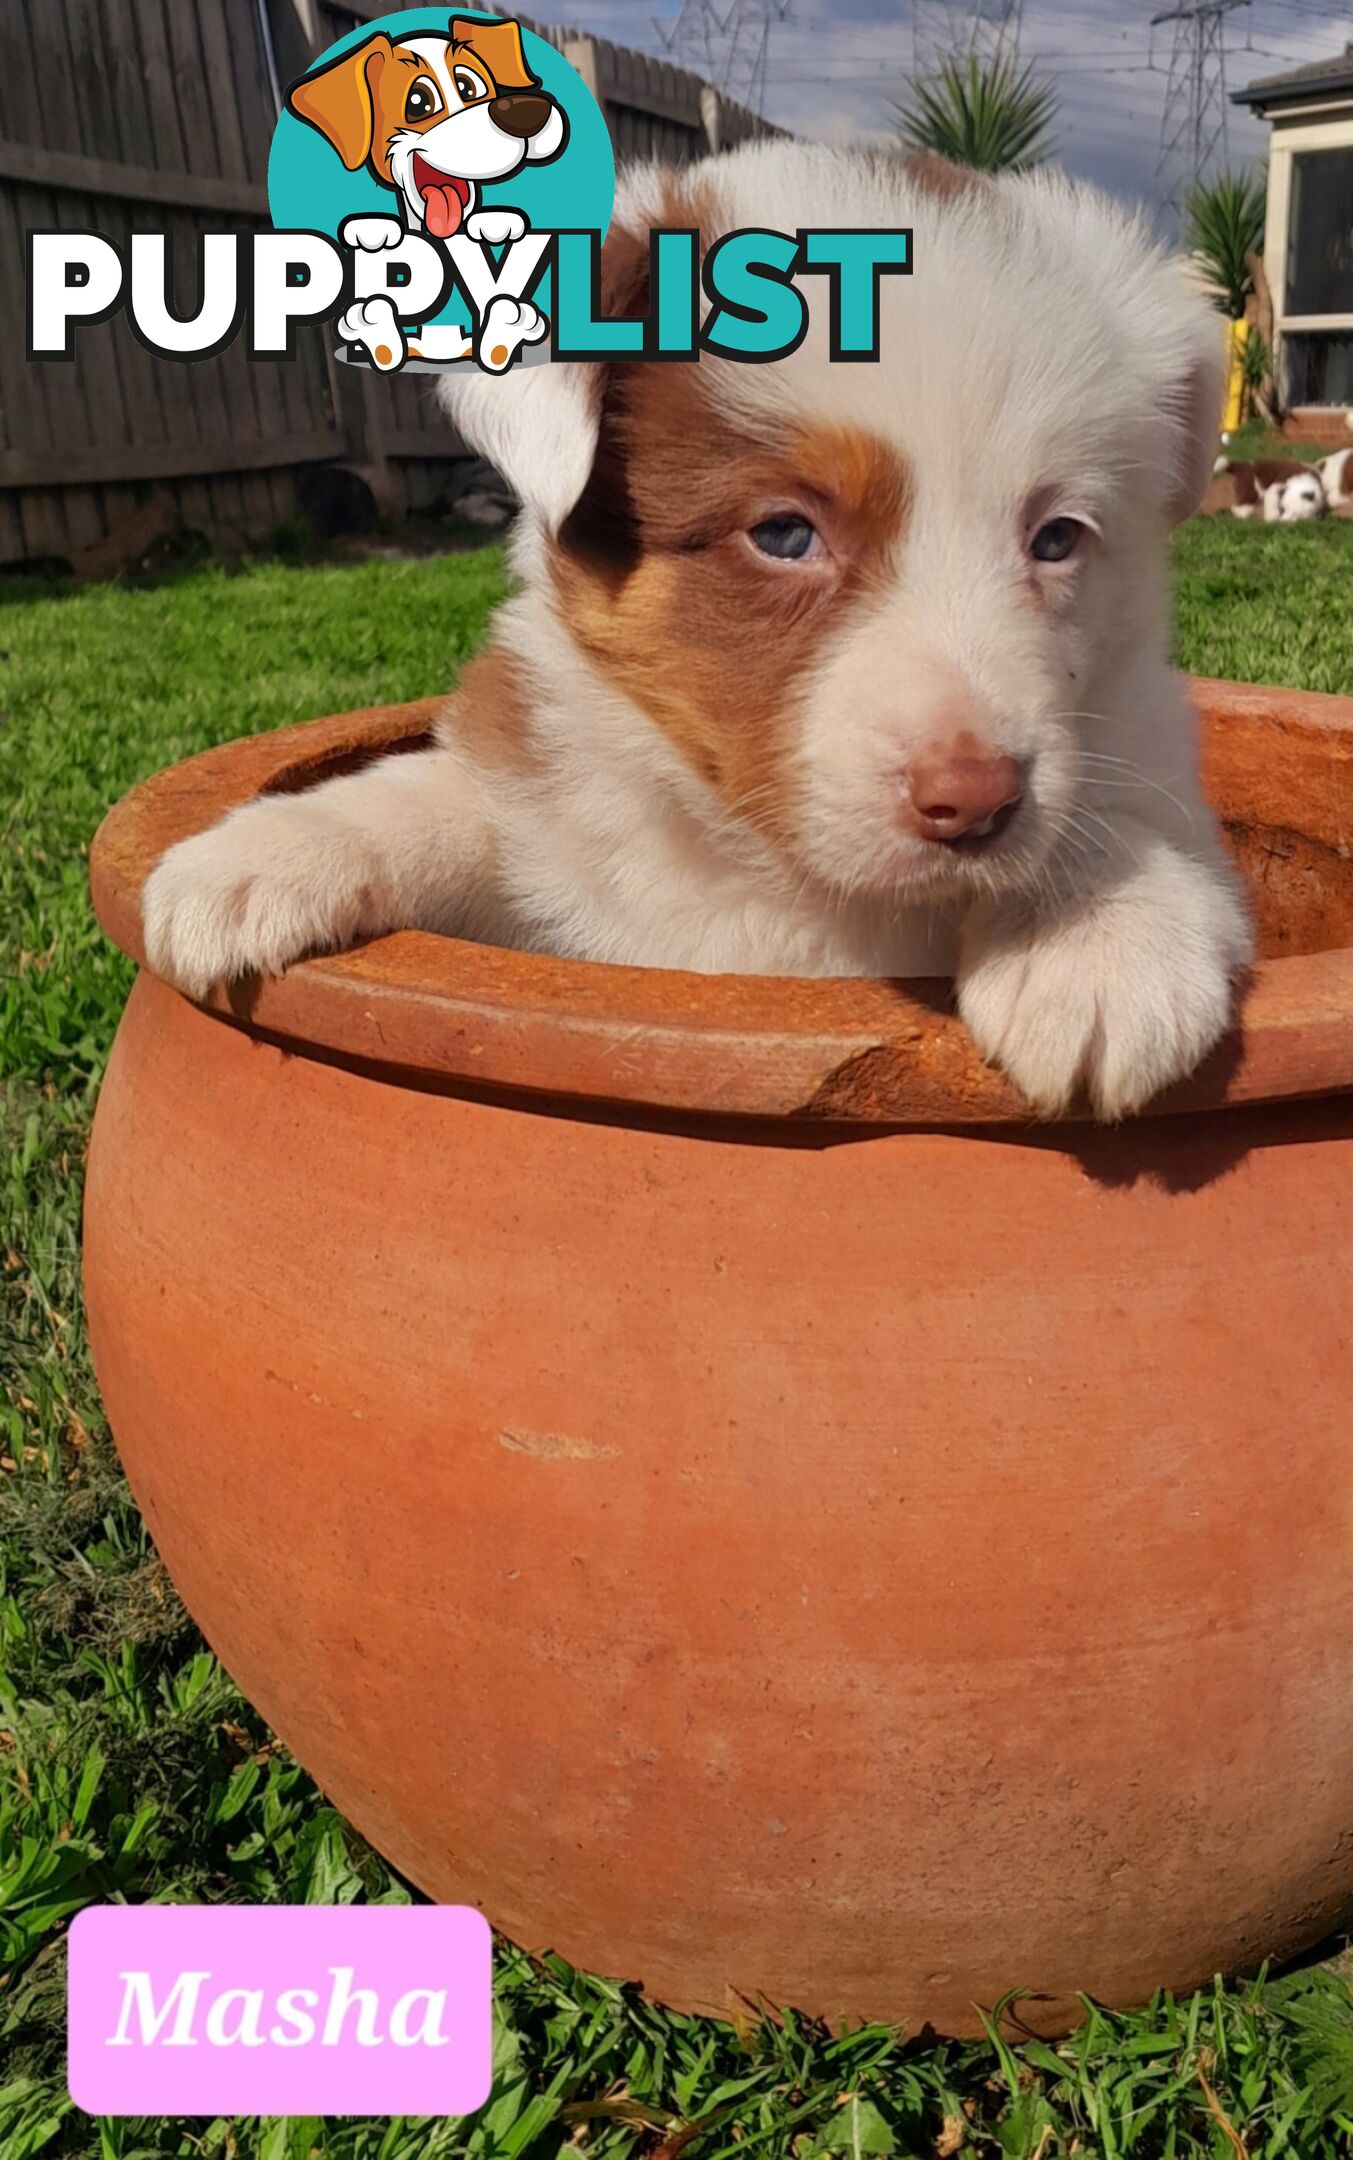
[
  {"left": 1164, "top": 341, "right": 1228, "bottom": 527},
  {"left": 453, "top": 17, "right": 536, "bottom": 91},
  {"left": 286, "top": 35, "right": 392, "bottom": 171},
  {"left": 436, "top": 195, "right": 658, "bottom": 535}
]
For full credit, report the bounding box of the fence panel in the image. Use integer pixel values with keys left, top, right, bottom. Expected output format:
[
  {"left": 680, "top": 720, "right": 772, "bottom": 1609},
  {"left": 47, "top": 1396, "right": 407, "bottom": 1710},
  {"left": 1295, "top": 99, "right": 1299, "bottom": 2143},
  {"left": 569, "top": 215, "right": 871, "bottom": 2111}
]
[
  {"left": 0, "top": 0, "right": 783, "bottom": 571},
  {"left": 0, "top": 0, "right": 466, "bottom": 570}
]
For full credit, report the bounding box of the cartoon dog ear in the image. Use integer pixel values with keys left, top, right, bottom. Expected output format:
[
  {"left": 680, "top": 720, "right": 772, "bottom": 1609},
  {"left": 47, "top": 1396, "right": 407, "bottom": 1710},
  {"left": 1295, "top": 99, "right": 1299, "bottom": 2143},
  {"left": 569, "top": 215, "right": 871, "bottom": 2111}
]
[
  {"left": 437, "top": 178, "right": 664, "bottom": 537},
  {"left": 452, "top": 16, "right": 536, "bottom": 91},
  {"left": 286, "top": 35, "right": 393, "bottom": 172}
]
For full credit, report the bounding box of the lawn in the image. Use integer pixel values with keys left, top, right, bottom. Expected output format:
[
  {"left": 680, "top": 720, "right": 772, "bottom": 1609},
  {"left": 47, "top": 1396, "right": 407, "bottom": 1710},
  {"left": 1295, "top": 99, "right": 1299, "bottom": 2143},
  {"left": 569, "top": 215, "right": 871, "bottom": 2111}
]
[{"left": 5, "top": 516, "right": 1353, "bottom": 2160}]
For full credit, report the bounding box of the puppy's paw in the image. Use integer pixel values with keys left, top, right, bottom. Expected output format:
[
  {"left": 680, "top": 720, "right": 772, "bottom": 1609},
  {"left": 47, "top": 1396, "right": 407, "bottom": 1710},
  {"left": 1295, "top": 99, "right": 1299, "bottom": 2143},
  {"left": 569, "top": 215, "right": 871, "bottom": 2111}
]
[
  {"left": 957, "top": 840, "right": 1252, "bottom": 1121},
  {"left": 338, "top": 295, "right": 405, "bottom": 371},
  {"left": 340, "top": 214, "right": 406, "bottom": 253},
  {"left": 465, "top": 207, "right": 527, "bottom": 247},
  {"left": 476, "top": 294, "right": 548, "bottom": 374},
  {"left": 141, "top": 802, "right": 377, "bottom": 1002}
]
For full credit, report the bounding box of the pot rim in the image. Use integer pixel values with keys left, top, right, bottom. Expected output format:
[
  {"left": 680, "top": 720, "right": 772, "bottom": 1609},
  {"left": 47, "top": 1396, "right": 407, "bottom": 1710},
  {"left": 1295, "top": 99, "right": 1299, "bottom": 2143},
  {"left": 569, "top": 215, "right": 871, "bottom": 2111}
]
[{"left": 89, "top": 677, "right": 1353, "bottom": 1129}]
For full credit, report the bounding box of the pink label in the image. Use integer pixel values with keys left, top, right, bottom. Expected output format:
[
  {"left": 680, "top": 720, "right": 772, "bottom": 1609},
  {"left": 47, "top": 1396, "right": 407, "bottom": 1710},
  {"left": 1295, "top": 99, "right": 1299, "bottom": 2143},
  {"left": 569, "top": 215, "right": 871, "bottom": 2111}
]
[{"left": 67, "top": 1904, "right": 493, "bottom": 2117}]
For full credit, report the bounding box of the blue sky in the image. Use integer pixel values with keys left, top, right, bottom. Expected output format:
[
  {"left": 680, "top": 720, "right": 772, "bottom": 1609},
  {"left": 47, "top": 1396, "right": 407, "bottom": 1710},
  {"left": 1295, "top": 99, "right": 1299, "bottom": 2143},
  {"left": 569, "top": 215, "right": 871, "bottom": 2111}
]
[{"left": 524, "top": 0, "right": 1353, "bottom": 224}]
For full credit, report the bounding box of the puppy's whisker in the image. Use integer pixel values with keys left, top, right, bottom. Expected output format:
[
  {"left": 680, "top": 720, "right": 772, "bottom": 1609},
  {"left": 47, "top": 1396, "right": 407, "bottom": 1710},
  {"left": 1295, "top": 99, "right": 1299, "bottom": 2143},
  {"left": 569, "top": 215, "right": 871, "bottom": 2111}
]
[{"left": 1056, "top": 805, "right": 1146, "bottom": 878}]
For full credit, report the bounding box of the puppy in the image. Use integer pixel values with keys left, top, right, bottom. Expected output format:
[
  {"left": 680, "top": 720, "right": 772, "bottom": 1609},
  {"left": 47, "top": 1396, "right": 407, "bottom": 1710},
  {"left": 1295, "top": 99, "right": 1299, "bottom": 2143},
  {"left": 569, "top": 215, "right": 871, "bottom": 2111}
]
[
  {"left": 1214, "top": 455, "right": 1322, "bottom": 519},
  {"left": 1262, "top": 470, "right": 1326, "bottom": 523},
  {"left": 1319, "top": 447, "right": 1353, "bottom": 508},
  {"left": 287, "top": 14, "right": 565, "bottom": 238},
  {"left": 142, "top": 144, "right": 1252, "bottom": 1122}
]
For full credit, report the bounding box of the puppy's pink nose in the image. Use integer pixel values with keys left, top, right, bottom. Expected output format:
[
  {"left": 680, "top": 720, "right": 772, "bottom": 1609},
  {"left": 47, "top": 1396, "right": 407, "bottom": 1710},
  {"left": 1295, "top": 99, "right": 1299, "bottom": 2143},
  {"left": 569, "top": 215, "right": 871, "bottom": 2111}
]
[{"left": 904, "top": 747, "right": 1023, "bottom": 843}]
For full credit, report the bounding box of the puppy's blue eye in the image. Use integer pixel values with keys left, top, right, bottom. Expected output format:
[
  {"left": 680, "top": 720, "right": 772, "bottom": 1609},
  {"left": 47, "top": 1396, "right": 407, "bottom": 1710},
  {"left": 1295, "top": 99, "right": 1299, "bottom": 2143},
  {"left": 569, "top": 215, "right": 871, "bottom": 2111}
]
[
  {"left": 749, "top": 516, "right": 819, "bottom": 562},
  {"left": 1030, "top": 517, "right": 1084, "bottom": 563}
]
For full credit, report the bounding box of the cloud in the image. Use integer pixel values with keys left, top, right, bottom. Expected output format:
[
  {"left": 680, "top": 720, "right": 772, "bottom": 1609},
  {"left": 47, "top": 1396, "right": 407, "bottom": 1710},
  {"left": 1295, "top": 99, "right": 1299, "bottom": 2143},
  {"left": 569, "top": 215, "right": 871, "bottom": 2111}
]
[{"left": 528, "top": 0, "right": 1353, "bottom": 221}]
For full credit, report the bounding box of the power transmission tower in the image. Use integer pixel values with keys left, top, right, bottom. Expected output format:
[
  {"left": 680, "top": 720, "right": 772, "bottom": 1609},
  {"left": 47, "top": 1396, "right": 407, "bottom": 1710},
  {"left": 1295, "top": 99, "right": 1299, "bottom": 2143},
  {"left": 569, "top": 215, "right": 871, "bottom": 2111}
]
[
  {"left": 910, "top": 0, "right": 1024, "bottom": 77},
  {"left": 1152, "top": 0, "right": 1249, "bottom": 209},
  {"left": 658, "top": 0, "right": 790, "bottom": 115}
]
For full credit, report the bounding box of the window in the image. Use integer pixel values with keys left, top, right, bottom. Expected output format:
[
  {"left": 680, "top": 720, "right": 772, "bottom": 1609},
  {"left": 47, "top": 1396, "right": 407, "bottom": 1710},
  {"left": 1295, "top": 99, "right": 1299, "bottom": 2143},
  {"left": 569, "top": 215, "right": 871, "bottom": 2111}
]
[
  {"left": 1286, "top": 148, "right": 1353, "bottom": 316},
  {"left": 1283, "top": 330, "right": 1353, "bottom": 405}
]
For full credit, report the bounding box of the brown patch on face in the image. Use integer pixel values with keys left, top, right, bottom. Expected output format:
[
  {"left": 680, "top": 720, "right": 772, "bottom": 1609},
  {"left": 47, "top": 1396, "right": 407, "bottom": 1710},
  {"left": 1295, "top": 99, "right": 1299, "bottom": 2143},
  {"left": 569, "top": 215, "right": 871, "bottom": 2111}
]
[
  {"left": 550, "top": 336, "right": 910, "bottom": 841},
  {"left": 901, "top": 150, "right": 994, "bottom": 203},
  {"left": 790, "top": 424, "right": 912, "bottom": 551}
]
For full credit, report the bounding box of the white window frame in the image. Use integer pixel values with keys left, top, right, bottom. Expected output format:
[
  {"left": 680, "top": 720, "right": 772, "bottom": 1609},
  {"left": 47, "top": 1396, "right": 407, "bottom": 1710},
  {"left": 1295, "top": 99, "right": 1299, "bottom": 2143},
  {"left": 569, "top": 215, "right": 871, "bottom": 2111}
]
[{"left": 1265, "top": 106, "right": 1353, "bottom": 403}]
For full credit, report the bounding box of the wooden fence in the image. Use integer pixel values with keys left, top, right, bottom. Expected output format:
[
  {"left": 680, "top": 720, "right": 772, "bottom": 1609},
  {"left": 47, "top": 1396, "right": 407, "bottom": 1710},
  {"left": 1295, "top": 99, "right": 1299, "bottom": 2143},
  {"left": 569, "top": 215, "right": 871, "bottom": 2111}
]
[
  {"left": 0, "top": 0, "right": 779, "bottom": 575},
  {"left": 550, "top": 25, "right": 782, "bottom": 163}
]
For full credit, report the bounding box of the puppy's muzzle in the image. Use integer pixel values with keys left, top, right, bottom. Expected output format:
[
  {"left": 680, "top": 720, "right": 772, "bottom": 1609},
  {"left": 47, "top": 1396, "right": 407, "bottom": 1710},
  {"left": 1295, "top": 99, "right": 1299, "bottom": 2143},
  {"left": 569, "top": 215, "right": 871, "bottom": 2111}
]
[{"left": 490, "top": 92, "right": 553, "bottom": 139}]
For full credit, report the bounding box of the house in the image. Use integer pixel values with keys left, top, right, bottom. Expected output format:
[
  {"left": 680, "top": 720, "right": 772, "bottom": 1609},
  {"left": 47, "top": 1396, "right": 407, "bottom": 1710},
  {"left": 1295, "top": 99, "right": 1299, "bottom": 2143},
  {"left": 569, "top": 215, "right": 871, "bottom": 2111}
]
[{"left": 1234, "top": 44, "right": 1353, "bottom": 418}]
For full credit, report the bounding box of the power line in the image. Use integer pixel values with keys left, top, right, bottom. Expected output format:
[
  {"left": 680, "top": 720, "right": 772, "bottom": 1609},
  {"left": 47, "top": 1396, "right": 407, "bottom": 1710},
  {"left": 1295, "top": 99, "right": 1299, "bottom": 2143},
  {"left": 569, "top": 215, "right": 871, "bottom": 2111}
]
[
  {"left": 910, "top": 0, "right": 1025, "bottom": 76},
  {"left": 656, "top": 0, "right": 792, "bottom": 113},
  {"left": 1152, "top": 0, "right": 1250, "bottom": 207}
]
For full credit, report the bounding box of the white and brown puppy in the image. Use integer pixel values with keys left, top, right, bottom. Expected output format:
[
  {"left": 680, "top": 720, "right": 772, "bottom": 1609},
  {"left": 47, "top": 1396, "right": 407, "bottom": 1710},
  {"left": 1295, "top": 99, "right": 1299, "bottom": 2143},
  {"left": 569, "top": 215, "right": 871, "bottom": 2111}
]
[
  {"left": 142, "top": 144, "right": 1251, "bottom": 1122},
  {"left": 286, "top": 14, "right": 566, "bottom": 239},
  {"left": 1214, "top": 455, "right": 1323, "bottom": 519}
]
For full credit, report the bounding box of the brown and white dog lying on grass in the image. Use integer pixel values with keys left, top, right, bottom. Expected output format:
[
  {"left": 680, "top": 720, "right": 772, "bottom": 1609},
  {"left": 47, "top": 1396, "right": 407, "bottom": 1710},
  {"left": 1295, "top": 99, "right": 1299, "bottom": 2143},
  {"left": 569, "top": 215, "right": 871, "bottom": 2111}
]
[
  {"left": 142, "top": 143, "right": 1251, "bottom": 1121},
  {"left": 1213, "top": 455, "right": 1327, "bottom": 522}
]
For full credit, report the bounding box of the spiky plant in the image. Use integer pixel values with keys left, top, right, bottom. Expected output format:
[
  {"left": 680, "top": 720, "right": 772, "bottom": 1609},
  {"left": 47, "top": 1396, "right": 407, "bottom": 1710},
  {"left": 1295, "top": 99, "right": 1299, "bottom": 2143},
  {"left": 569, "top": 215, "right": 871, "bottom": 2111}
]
[
  {"left": 1184, "top": 168, "right": 1267, "bottom": 320},
  {"left": 894, "top": 52, "right": 1057, "bottom": 173}
]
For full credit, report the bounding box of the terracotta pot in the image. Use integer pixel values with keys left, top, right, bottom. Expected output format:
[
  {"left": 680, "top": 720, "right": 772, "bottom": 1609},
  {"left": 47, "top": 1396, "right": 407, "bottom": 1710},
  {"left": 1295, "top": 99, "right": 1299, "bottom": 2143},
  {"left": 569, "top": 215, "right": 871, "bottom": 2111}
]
[{"left": 84, "top": 679, "right": 1353, "bottom": 2037}]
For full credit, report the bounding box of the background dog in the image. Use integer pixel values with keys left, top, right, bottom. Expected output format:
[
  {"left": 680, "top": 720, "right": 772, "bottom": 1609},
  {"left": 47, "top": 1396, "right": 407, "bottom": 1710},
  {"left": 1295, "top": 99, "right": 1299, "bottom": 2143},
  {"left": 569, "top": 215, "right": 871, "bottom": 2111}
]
[
  {"left": 142, "top": 144, "right": 1251, "bottom": 1122},
  {"left": 1214, "top": 455, "right": 1326, "bottom": 520}
]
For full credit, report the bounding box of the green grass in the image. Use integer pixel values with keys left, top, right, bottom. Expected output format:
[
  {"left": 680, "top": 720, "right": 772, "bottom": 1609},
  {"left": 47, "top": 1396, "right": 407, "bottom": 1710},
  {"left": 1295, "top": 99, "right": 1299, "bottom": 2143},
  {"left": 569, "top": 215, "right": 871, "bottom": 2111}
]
[
  {"left": 4, "top": 526, "right": 1353, "bottom": 2159},
  {"left": 1174, "top": 514, "right": 1353, "bottom": 696}
]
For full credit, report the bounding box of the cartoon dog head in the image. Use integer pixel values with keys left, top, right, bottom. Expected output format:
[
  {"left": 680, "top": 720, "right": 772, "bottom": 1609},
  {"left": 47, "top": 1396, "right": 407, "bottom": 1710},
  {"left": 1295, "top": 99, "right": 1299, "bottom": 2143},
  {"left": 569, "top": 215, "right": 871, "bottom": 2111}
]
[{"left": 287, "top": 15, "right": 567, "bottom": 237}]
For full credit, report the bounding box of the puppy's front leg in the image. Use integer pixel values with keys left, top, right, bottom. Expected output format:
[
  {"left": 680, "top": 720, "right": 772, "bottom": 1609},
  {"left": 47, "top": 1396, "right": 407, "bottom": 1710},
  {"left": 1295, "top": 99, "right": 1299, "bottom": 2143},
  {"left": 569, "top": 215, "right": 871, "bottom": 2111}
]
[
  {"left": 957, "top": 818, "right": 1253, "bottom": 1121},
  {"left": 142, "top": 746, "right": 493, "bottom": 1000}
]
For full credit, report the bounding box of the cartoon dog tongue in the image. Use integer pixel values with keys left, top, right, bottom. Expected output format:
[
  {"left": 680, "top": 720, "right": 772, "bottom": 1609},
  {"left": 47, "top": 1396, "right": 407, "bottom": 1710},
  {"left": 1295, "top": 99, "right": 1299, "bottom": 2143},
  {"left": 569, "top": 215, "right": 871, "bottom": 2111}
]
[{"left": 422, "top": 181, "right": 464, "bottom": 239}]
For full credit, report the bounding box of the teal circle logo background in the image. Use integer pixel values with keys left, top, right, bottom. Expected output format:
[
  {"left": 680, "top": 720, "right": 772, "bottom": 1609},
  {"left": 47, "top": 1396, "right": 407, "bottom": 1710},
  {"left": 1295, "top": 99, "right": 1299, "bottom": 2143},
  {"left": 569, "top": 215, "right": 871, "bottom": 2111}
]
[{"left": 268, "top": 10, "right": 615, "bottom": 333}]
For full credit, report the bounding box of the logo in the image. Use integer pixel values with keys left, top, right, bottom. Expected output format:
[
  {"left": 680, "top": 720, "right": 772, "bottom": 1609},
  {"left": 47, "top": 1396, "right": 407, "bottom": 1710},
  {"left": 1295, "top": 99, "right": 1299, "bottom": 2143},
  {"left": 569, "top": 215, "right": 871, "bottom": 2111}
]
[
  {"left": 68, "top": 1904, "right": 492, "bottom": 2118},
  {"left": 25, "top": 10, "right": 912, "bottom": 373},
  {"left": 270, "top": 10, "right": 615, "bottom": 375}
]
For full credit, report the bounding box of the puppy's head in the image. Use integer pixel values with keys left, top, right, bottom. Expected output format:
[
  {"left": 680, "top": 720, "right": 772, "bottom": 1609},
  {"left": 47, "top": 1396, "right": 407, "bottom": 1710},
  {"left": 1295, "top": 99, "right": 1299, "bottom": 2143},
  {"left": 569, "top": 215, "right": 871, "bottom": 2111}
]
[
  {"left": 286, "top": 15, "right": 566, "bottom": 236},
  {"left": 1273, "top": 472, "right": 1325, "bottom": 522},
  {"left": 443, "top": 144, "right": 1225, "bottom": 907}
]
